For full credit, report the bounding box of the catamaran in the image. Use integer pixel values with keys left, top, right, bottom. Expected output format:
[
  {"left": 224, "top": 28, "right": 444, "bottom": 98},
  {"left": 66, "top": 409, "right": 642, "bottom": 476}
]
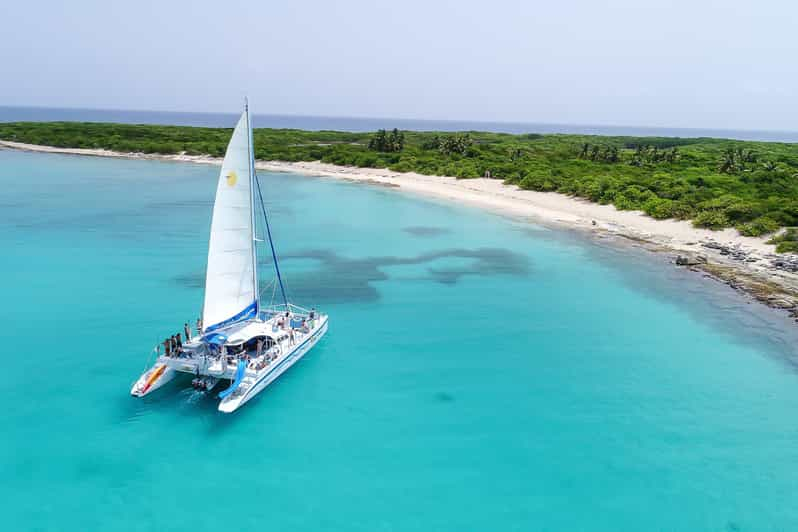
[{"left": 131, "top": 100, "right": 328, "bottom": 413}]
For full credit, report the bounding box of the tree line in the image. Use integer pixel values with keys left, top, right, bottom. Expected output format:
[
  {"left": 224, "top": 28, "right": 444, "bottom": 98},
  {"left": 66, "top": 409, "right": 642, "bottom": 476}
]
[{"left": 3, "top": 121, "right": 798, "bottom": 249}]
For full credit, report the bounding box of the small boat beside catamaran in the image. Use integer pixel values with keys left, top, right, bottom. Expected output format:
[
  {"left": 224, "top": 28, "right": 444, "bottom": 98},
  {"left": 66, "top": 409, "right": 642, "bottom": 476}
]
[{"left": 131, "top": 101, "right": 328, "bottom": 413}]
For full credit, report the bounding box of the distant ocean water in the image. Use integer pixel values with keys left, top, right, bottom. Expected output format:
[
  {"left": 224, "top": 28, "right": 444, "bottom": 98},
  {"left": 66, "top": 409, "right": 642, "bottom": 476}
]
[
  {"left": 2, "top": 105, "right": 798, "bottom": 142},
  {"left": 2, "top": 148, "right": 798, "bottom": 530}
]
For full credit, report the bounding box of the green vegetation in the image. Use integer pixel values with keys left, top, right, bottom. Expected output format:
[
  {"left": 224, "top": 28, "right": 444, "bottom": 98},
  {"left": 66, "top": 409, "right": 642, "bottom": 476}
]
[
  {"left": 368, "top": 128, "right": 404, "bottom": 152},
  {"left": 423, "top": 133, "right": 474, "bottom": 156},
  {"left": 2, "top": 121, "right": 798, "bottom": 250},
  {"left": 768, "top": 228, "right": 798, "bottom": 253}
]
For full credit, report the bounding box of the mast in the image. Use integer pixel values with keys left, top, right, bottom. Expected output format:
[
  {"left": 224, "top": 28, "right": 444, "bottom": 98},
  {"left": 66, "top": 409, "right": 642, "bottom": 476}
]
[
  {"left": 245, "top": 98, "right": 259, "bottom": 315},
  {"left": 247, "top": 98, "right": 289, "bottom": 310}
]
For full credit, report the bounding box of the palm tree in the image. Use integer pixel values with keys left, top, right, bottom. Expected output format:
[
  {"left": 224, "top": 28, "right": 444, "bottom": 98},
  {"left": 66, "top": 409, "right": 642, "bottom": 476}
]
[{"left": 718, "top": 148, "right": 737, "bottom": 174}]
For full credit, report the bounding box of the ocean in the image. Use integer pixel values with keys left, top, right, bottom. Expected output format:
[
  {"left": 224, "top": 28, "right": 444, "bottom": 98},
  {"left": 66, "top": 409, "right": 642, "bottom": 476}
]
[
  {"left": 2, "top": 148, "right": 798, "bottom": 530},
  {"left": 2, "top": 105, "right": 798, "bottom": 142}
]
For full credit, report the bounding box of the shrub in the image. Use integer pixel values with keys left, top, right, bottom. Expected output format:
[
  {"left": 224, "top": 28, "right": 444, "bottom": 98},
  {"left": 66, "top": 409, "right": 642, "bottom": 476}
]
[
  {"left": 571, "top": 176, "right": 604, "bottom": 202},
  {"left": 520, "top": 172, "right": 557, "bottom": 192},
  {"left": 354, "top": 153, "right": 379, "bottom": 167},
  {"left": 737, "top": 217, "right": 780, "bottom": 237},
  {"left": 643, "top": 197, "right": 675, "bottom": 219},
  {"left": 614, "top": 185, "right": 655, "bottom": 211},
  {"left": 723, "top": 200, "right": 761, "bottom": 223},
  {"left": 692, "top": 210, "right": 730, "bottom": 230},
  {"left": 669, "top": 201, "right": 695, "bottom": 220},
  {"left": 767, "top": 228, "right": 798, "bottom": 253},
  {"left": 776, "top": 241, "right": 798, "bottom": 253}
]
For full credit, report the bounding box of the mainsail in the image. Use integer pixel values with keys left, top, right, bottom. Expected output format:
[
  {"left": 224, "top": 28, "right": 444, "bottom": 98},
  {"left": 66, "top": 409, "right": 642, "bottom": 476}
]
[{"left": 202, "top": 110, "right": 258, "bottom": 332}]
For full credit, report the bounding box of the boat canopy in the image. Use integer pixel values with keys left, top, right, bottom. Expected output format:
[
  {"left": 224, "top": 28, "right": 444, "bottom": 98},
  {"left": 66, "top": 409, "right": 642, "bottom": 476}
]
[
  {"left": 202, "top": 332, "right": 228, "bottom": 346},
  {"left": 225, "top": 321, "right": 275, "bottom": 344}
]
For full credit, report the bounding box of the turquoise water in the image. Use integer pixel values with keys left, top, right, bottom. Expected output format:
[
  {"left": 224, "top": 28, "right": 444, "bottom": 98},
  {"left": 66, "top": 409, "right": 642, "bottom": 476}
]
[{"left": 2, "top": 149, "right": 798, "bottom": 531}]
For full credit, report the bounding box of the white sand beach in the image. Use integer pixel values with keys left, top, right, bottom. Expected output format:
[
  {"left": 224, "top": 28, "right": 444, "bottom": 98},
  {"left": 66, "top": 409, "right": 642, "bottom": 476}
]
[{"left": 2, "top": 139, "right": 797, "bottom": 310}]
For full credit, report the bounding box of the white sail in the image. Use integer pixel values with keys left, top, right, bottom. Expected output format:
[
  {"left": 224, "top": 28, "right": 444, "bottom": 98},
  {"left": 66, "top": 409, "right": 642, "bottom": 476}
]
[{"left": 202, "top": 111, "right": 257, "bottom": 332}]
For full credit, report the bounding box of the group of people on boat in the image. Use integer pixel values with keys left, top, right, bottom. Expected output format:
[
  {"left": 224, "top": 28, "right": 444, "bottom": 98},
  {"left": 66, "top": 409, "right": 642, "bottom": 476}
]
[
  {"left": 236, "top": 308, "right": 318, "bottom": 371},
  {"left": 275, "top": 308, "right": 316, "bottom": 337},
  {"left": 250, "top": 338, "right": 281, "bottom": 370},
  {"left": 158, "top": 310, "right": 316, "bottom": 359},
  {"left": 161, "top": 318, "right": 202, "bottom": 357},
  {"left": 163, "top": 334, "right": 183, "bottom": 356}
]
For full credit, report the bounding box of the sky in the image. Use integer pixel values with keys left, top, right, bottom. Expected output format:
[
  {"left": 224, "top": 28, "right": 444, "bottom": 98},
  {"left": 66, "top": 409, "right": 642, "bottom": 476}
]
[{"left": 2, "top": 0, "right": 797, "bottom": 130}]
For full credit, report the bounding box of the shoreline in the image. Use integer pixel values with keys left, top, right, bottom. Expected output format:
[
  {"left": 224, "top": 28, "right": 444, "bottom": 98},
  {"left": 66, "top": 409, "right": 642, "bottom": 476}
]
[{"left": 3, "top": 139, "right": 797, "bottom": 321}]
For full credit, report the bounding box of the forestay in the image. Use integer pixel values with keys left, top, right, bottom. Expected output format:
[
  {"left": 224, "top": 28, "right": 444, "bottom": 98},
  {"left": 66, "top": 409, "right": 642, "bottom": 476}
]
[{"left": 202, "top": 111, "right": 257, "bottom": 331}]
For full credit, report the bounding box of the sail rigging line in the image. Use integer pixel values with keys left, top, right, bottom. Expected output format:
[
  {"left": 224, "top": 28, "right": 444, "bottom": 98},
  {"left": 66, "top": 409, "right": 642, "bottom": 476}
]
[
  {"left": 257, "top": 277, "right": 277, "bottom": 307},
  {"left": 266, "top": 277, "right": 278, "bottom": 309},
  {"left": 254, "top": 169, "right": 289, "bottom": 308}
]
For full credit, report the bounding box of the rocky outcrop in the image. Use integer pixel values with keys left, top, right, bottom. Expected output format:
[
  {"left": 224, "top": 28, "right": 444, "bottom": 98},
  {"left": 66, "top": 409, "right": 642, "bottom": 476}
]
[
  {"left": 701, "top": 241, "right": 759, "bottom": 262},
  {"left": 675, "top": 253, "right": 708, "bottom": 266},
  {"left": 771, "top": 255, "right": 798, "bottom": 273}
]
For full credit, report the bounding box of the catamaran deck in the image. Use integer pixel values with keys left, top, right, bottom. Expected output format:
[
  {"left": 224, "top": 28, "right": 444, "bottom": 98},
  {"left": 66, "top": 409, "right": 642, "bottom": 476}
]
[
  {"left": 133, "top": 309, "right": 328, "bottom": 411},
  {"left": 164, "top": 312, "right": 323, "bottom": 376}
]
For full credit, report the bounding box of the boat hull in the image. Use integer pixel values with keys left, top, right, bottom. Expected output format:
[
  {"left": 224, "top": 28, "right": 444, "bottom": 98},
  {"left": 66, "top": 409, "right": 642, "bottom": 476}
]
[
  {"left": 218, "top": 316, "right": 328, "bottom": 413},
  {"left": 131, "top": 363, "right": 176, "bottom": 397},
  {"left": 132, "top": 314, "right": 328, "bottom": 411}
]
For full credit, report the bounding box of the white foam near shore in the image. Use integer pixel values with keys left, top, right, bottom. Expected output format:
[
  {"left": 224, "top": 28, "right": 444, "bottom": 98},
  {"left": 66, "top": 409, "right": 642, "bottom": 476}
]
[{"left": 2, "top": 139, "right": 797, "bottom": 296}]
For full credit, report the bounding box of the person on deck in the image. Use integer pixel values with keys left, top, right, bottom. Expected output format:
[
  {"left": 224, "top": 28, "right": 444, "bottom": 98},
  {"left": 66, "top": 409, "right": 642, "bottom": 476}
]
[
  {"left": 256, "top": 338, "right": 264, "bottom": 358},
  {"left": 164, "top": 338, "right": 172, "bottom": 356},
  {"left": 196, "top": 318, "right": 202, "bottom": 335},
  {"left": 183, "top": 322, "right": 191, "bottom": 342},
  {"left": 176, "top": 333, "right": 183, "bottom": 351}
]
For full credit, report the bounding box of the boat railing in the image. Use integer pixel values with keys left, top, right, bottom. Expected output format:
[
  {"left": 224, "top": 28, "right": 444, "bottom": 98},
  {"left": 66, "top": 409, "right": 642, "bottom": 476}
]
[{"left": 262, "top": 302, "right": 314, "bottom": 315}]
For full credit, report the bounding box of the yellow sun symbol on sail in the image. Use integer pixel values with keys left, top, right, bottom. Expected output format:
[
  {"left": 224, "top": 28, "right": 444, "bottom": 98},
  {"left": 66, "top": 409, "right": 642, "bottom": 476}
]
[{"left": 226, "top": 171, "right": 237, "bottom": 187}]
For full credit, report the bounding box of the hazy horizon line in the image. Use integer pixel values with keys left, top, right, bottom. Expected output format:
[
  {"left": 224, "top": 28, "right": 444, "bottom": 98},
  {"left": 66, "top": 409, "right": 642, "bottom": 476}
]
[{"left": 3, "top": 104, "right": 797, "bottom": 136}]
